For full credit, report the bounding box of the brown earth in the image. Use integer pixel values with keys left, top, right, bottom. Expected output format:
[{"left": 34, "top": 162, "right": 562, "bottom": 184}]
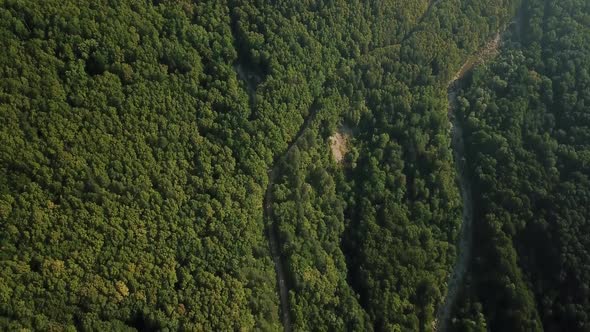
[{"left": 329, "top": 132, "right": 350, "bottom": 163}]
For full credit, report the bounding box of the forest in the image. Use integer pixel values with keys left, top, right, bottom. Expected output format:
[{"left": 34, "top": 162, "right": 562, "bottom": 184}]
[
  {"left": 451, "top": 0, "right": 590, "bottom": 331},
  {"left": 0, "top": 0, "right": 588, "bottom": 331}
]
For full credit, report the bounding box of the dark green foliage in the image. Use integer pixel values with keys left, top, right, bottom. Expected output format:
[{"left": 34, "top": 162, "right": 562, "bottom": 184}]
[
  {"left": 335, "top": 0, "right": 516, "bottom": 329},
  {"left": 0, "top": 1, "right": 277, "bottom": 330},
  {"left": 4, "top": 0, "right": 583, "bottom": 331},
  {"left": 270, "top": 101, "right": 371, "bottom": 331},
  {"left": 454, "top": 0, "right": 590, "bottom": 330}
]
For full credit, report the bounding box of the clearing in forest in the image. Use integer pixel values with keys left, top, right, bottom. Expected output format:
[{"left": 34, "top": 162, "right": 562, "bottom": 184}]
[{"left": 329, "top": 128, "right": 352, "bottom": 163}]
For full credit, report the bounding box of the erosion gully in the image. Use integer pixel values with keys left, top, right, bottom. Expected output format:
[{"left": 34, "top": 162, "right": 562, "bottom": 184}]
[{"left": 434, "top": 33, "right": 501, "bottom": 332}]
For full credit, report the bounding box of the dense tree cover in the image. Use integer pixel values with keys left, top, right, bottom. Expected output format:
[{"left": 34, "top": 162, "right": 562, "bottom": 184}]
[
  {"left": 269, "top": 96, "right": 370, "bottom": 331},
  {"left": 247, "top": 0, "right": 518, "bottom": 330},
  {"left": 0, "top": 0, "right": 543, "bottom": 331},
  {"left": 0, "top": 1, "right": 279, "bottom": 330},
  {"left": 452, "top": 0, "right": 590, "bottom": 330},
  {"left": 337, "top": 0, "right": 517, "bottom": 330}
]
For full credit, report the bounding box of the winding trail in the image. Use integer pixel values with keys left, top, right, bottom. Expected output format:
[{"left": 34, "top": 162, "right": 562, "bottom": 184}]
[
  {"left": 263, "top": 172, "right": 292, "bottom": 332},
  {"left": 434, "top": 33, "right": 501, "bottom": 332},
  {"left": 235, "top": 63, "right": 318, "bottom": 332},
  {"left": 263, "top": 108, "right": 318, "bottom": 332}
]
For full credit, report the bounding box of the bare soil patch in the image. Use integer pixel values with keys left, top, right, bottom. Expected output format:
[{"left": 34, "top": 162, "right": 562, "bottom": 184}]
[{"left": 329, "top": 129, "right": 351, "bottom": 163}]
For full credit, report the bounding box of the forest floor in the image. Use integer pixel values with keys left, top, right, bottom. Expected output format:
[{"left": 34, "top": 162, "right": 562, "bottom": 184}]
[{"left": 434, "top": 32, "right": 502, "bottom": 332}]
